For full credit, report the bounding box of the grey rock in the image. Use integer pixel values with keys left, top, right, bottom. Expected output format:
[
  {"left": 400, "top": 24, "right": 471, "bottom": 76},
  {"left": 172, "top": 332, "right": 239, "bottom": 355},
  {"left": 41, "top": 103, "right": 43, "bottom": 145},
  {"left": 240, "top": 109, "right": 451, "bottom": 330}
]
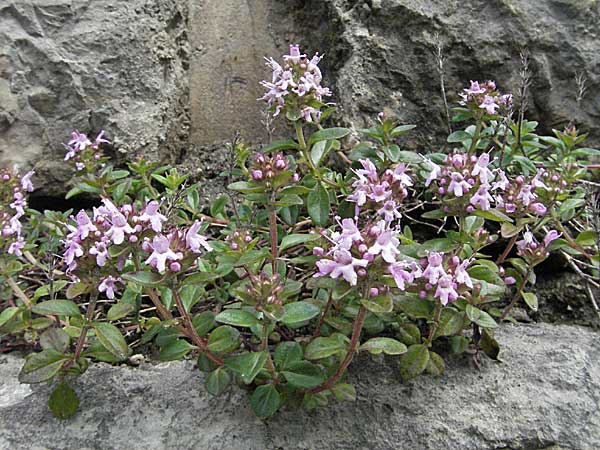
[
  {"left": 0, "top": 323, "right": 598, "bottom": 450},
  {"left": 0, "top": 0, "right": 189, "bottom": 196},
  {"left": 291, "top": 0, "right": 600, "bottom": 149}
]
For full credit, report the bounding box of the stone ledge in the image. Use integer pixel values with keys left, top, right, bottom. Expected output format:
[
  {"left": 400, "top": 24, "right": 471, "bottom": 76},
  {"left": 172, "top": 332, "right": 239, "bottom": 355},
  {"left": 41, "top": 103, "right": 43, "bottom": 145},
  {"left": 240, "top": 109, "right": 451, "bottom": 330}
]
[{"left": 0, "top": 322, "right": 598, "bottom": 450}]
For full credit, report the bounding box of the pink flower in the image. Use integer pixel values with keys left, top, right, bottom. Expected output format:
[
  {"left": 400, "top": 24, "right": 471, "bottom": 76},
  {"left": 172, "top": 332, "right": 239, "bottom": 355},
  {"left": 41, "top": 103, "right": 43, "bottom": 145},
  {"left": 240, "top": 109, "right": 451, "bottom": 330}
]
[
  {"left": 435, "top": 274, "right": 459, "bottom": 305},
  {"left": 7, "top": 237, "right": 25, "bottom": 256},
  {"left": 543, "top": 230, "right": 561, "bottom": 248},
  {"left": 529, "top": 202, "right": 547, "bottom": 216},
  {"left": 469, "top": 185, "right": 493, "bottom": 211},
  {"left": 421, "top": 252, "right": 447, "bottom": 284},
  {"left": 516, "top": 231, "right": 535, "bottom": 252},
  {"left": 98, "top": 276, "right": 120, "bottom": 300},
  {"left": 377, "top": 200, "right": 402, "bottom": 222},
  {"left": 368, "top": 224, "right": 400, "bottom": 263},
  {"left": 92, "top": 130, "right": 110, "bottom": 149},
  {"left": 20, "top": 170, "right": 34, "bottom": 192},
  {"left": 89, "top": 240, "right": 109, "bottom": 267},
  {"left": 447, "top": 172, "right": 472, "bottom": 197},
  {"left": 145, "top": 234, "right": 183, "bottom": 274},
  {"left": 471, "top": 153, "right": 494, "bottom": 184},
  {"left": 454, "top": 258, "right": 473, "bottom": 288},
  {"left": 68, "top": 131, "right": 92, "bottom": 151},
  {"left": 424, "top": 159, "right": 441, "bottom": 187},
  {"left": 479, "top": 95, "right": 500, "bottom": 115},
  {"left": 492, "top": 169, "right": 510, "bottom": 191},
  {"left": 283, "top": 44, "right": 304, "bottom": 64},
  {"left": 315, "top": 249, "right": 369, "bottom": 286},
  {"left": 517, "top": 184, "right": 537, "bottom": 206},
  {"left": 388, "top": 261, "right": 417, "bottom": 290},
  {"left": 138, "top": 200, "right": 167, "bottom": 232},
  {"left": 186, "top": 220, "right": 213, "bottom": 253},
  {"left": 464, "top": 80, "right": 486, "bottom": 96}
]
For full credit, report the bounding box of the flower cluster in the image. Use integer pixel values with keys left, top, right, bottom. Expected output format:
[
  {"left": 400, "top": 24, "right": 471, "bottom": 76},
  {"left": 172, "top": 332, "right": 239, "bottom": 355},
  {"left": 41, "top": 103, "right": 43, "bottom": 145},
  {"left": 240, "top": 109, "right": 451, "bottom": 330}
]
[
  {"left": 347, "top": 159, "right": 413, "bottom": 223},
  {"left": 64, "top": 131, "right": 109, "bottom": 171},
  {"left": 459, "top": 80, "right": 512, "bottom": 115},
  {"left": 225, "top": 229, "right": 253, "bottom": 251},
  {"left": 259, "top": 44, "right": 332, "bottom": 122},
  {"left": 246, "top": 272, "right": 285, "bottom": 307},
  {"left": 424, "top": 152, "right": 550, "bottom": 217},
  {"left": 62, "top": 198, "right": 212, "bottom": 297},
  {"left": 250, "top": 152, "right": 298, "bottom": 188},
  {"left": 1, "top": 167, "right": 34, "bottom": 256},
  {"left": 516, "top": 229, "right": 561, "bottom": 265},
  {"left": 314, "top": 214, "right": 474, "bottom": 306}
]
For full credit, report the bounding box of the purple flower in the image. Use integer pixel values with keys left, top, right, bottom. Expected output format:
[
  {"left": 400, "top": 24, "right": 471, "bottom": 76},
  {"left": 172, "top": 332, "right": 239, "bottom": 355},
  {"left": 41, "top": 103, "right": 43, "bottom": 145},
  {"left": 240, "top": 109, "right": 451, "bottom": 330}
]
[
  {"left": 391, "top": 164, "right": 413, "bottom": 187},
  {"left": 92, "top": 130, "right": 110, "bottom": 149},
  {"left": 471, "top": 153, "right": 493, "bottom": 185},
  {"left": 283, "top": 44, "right": 304, "bottom": 64},
  {"left": 89, "top": 240, "right": 109, "bottom": 267},
  {"left": 447, "top": 172, "right": 472, "bottom": 197},
  {"left": 434, "top": 275, "right": 459, "bottom": 305},
  {"left": 377, "top": 200, "right": 402, "bottom": 222},
  {"left": 517, "top": 184, "right": 536, "bottom": 206},
  {"left": 528, "top": 202, "right": 547, "bottom": 216},
  {"left": 421, "top": 252, "right": 447, "bottom": 284},
  {"left": 492, "top": 169, "right": 510, "bottom": 191},
  {"left": 388, "top": 261, "right": 417, "bottom": 290},
  {"left": 368, "top": 182, "right": 392, "bottom": 203},
  {"left": 315, "top": 249, "right": 369, "bottom": 286},
  {"left": 464, "top": 80, "right": 486, "bottom": 96},
  {"left": 479, "top": 95, "right": 500, "bottom": 115},
  {"left": 469, "top": 186, "right": 493, "bottom": 211},
  {"left": 356, "top": 159, "right": 379, "bottom": 183},
  {"left": 7, "top": 237, "right": 25, "bottom": 256},
  {"left": 367, "top": 224, "right": 400, "bottom": 263},
  {"left": 424, "top": 159, "right": 441, "bottom": 187},
  {"left": 454, "top": 258, "right": 473, "bottom": 288},
  {"left": 516, "top": 231, "right": 535, "bottom": 252},
  {"left": 73, "top": 210, "right": 97, "bottom": 240},
  {"left": 186, "top": 220, "right": 213, "bottom": 253},
  {"left": 543, "top": 230, "right": 561, "bottom": 248},
  {"left": 138, "top": 200, "right": 167, "bottom": 232},
  {"left": 145, "top": 234, "right": 183, "bottom": 273},
  {"left": 98, "top": 276, "right": 120, "bottom": 300},
  {"left": 20, "top": 170, "right": 34, "bottom": 192},
  {"left": 68, "top": 132, "right": 92, "bottom": 151}
]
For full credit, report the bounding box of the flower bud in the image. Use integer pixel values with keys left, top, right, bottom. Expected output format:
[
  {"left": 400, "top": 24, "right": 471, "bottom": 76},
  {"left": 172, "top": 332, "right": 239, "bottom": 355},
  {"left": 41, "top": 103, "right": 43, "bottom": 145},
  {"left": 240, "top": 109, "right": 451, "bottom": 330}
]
[
  {"left": 313, "top": 246, "right": 324, "bottom": 256},
  {"left": 251, "top": 169, "right": 263, "bottom": 181},
  {"left": 504, "top": 276, "right": 516, "bottom": 285},
  {"left": 169, "top": 262, "right": 181, "bottom": 272},
  {"left": 357, "top": 268, "right": 367, "bottom": 277},
  {"left": 370, "top": 288, "right": 379, "bottom": 297}
]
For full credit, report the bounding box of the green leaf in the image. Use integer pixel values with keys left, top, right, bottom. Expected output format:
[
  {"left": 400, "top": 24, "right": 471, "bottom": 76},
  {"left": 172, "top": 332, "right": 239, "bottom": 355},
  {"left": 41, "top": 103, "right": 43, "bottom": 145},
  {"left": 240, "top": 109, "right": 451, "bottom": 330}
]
[
  {"left": 250, "top": 384, "right": 281, "bottom": 418},
  {"left": 159, "top": 339, "right": 194, "bottom": 361},
  {"left": 261, "top": 139, "right": 299, "bottom": 153},
  {"left": 425, "top": 351, "right": 445, "bottom": 376},
  {"left": 215, "top": 310, "right": 259, "bottom": 328},
  {"left": 397, "top": 296, "right": 435, "bottom": 319},
  {"left": 19, "top": 350, "right": 67, "bottom": 384},
  {"left": 66, "top": 282, "right": 89, "bottom": 299},
  {"left": 40, "top": 328, "right": 70, "bottom": 353},
  {"left": 307, "top": 183, "right": 330, "bottom": 227},
  {"left": 193, "top": 311, "right": 216, "bottom": 337},
  {"left": 473, "top": 209, "right": 513, "bottom": 222},
  {"left": 310, "top": 140, "right": 330, "bottom": 166},
  {"left": 224, "top": 351, "right": 268, "bottom": 384},
  {"left": 360, "top": 337, "right": 407, "bottom": 355},
  {"left": 106, "top": 302, "right": 135, "bottom": 321},
  {"left": 305, "top": 336, "right": 346, "bottom": 360},
  {"left": 447, "top": 130, "right": 472, "bottom": 143},
  {"left": 279, "top": 233, "right": 321, "bottom": 252},
  {"left": 48, "top": 381, "right": 79, "bottom": 420},
  {"left": 399, "top": 344, "right": 430, "bottom": 381},
  {"left": 121, "top": 271, "right": 165, "bottom": 287},
  {"left": 207, "top": 325, "right": 240, "bottom": 354},
  {"left": 575, "top": 230, "right": 597, "bottom": 247},
  {"left": 449, "top": 335, "right": 470, "bottom": 354},
  {"left": 434, "top": 308, "right": 465, "bottom": 338},
  {"left": 0, "top": 306, "right": 20, "bottom": 328},
  {"left": 522, "top": 292, "right": 538, "bottom": 312},
  {"left": 280, "top": 301, "right": 320, "bottom": 325},
  {"left": 480, "top": 329, "right": 500, "bottom": 360},
  {"left": 32, "top": 300, "right": 80, "bottom": 317},
  {"left": 282, "top": 361, "right": 325, "bottom": 389},
  {"left": 330, "top": 383, "right": 356, "bottom": 402},
  {"left": 421, "top": 238, "right": 458, "bottom": 253},
  {"left": 273, "top": 342, "right": 303, "bottom": 370},
  {"left": 466, "top": 305, "right": 498, "bottom": 329},
  {"left": 308, "top": 127, "right": 350, "bottom": 145},
  {"left": 361, "top": 294, "right": 393, "bottom": 314},
  {"left": 210, "top": 195, "right": 228, "bottom": 217},
  {"left": 397, "top": 323, "right": 421, "bottom": 346},
  {"left": 205, "top": 367, "right": 231, "bottom": 396},
  {"left": 390, "top": 124, "right": 417, "bottom": 137},
  {"left": 93, "top": 322, "right": 129, "bottom": 360},
  {"left": 187, "top": 187, "right": 200, "bottom": 211}
]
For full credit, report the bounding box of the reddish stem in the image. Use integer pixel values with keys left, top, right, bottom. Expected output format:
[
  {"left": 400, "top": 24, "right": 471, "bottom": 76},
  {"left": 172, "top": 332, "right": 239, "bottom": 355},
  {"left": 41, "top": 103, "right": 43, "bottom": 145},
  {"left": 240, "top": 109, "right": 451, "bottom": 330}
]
[{"left": 309, "top": 305, "right": 367, "bottom": 394}]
